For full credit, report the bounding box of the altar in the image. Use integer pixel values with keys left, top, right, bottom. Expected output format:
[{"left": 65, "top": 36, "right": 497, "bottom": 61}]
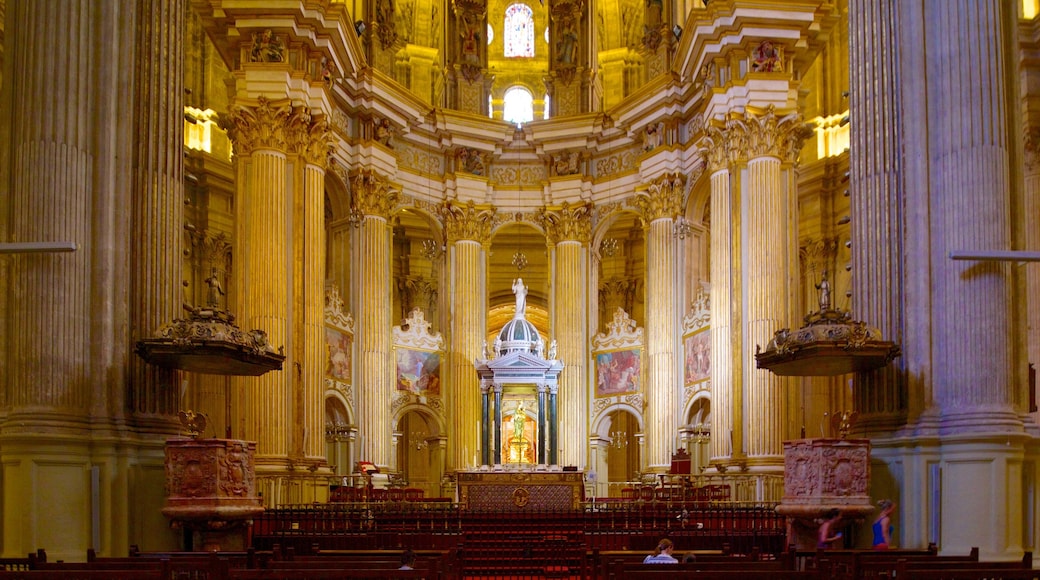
[{"left": 457, "top": 470, "right": 584, "bottom": 511}]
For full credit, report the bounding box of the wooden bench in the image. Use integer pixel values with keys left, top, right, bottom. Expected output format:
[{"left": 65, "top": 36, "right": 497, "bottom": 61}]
[
  {"left": 229, "top": 569, "right": 430, "bottom": 579},
  {"left": 619, "top": 569, "right": 820, "bottom": 580},
  {"left": 0, "top": 571, "right": 165, "bottom": 579}
]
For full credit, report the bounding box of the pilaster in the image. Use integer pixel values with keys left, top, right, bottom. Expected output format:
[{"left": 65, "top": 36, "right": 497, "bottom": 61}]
[{"left": 540, "top": 202, "right": 592, "bottom": 467}]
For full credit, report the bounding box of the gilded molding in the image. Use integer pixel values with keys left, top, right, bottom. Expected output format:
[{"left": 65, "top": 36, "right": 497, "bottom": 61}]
[
  {"left": 628, "top": 172, "right": 685, "bottom": 223},
  {"left": 439, "top": 199, "right": 495, "bottom": 243},
  {"left": 352, "top": 169, "right": 400, "bottom": 218},
  {"left": 539, "top": 201, "right": 592, "bottom": 244},
  {"left": 222, "top": 96, "right": 294, "bottom": 156}
]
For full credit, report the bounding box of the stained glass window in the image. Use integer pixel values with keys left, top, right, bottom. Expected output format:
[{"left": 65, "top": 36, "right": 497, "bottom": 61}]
[{"left": 504, "top": 4, "right": 534, "bottom": 58}]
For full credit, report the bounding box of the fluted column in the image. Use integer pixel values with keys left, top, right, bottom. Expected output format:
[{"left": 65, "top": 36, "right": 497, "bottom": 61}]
[
  {"left": 540, "top": 202, "right": 591, "bottom": 467},
  {"left": 352, "top": 170, "right": 400, "bottom": 469},
  {"left": 293, "top": 116, "right": 334, "bottom": 461},
  {"left": 927, "top": 1, "right": 1018, "bottom": 423},
  {"left": 128, "top": 0, "right": 185, "bottom": 423},
  {"left": 225, "top": 97, "right": 294, "bottom": 458},
  {"left": 629, "top": 173, "right": 684, "bottom": 471},
  {"left": 740, "top": 108, "right": 808, "bottom": 463},
  {"left": 6, "top": 0, "right": 101, "bottom": 416},
  {"left": 702, "top": 125, "right": 737, "bottom": 464},
  {"left": 441, "top": 201, "right": 493, "bottom": 470},
  {"left": 848, "top": 0, "right": 909, "bottom": 429}
]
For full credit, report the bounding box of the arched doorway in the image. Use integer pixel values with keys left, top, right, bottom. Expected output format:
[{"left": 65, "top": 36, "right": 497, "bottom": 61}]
[
  {"left": 395, "top": 409, "right": 443, "bottom": 498},
  {"left": 606, "top": 408, "right": 640, "bottom": 493},
  {"left": 325, "top": 395, "right": 353, "bottom": 477}
]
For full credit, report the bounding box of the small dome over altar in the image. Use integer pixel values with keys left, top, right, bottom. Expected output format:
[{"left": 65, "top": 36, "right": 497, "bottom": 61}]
[{"left": 496, "top": 317, "right": 542, "bottom": 356}]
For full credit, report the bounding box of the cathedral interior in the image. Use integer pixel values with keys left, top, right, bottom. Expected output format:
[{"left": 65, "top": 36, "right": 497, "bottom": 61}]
[{"left": 2, "top": 0, "right": 1040, "bottom": 565}]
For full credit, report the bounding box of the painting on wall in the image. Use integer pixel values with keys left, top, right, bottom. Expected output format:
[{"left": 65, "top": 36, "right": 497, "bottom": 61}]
[
  {"left": 326, "top": 326, "right": 353, "bottom": 382},
  {"left": 395, "top": 348, "right": 442, "bottom": 396},
  {"left": 683, "top": 328, "right": 710, "bottom": 385},
  {"left": 595, "top": 349, "right": 641, "bottom": 397}
]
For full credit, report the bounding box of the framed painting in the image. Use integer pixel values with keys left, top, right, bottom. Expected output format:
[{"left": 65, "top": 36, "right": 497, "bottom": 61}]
[
  {"left": 395, "top": 347, "right": 442, "bottom": 396},
  {"left": 595, "top": 348, "right": 641, "bottom": 398},
  {"left": 326, "top": 326, "right": 353, "bottom": 383},
  {"left": 683, "top": 327, "right": 710, "bottom": 385}
]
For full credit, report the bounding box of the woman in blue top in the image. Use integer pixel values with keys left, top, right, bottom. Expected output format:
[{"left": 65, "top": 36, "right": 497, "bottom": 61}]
[
  {"left": 872, "top": 499, "right": 896, "bottom": 550},
  {"left": 643, "top": 538, "right": 678, "bottom": 563}
]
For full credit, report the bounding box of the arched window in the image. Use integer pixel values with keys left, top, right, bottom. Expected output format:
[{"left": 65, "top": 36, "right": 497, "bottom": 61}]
[
  {"left": 503, "top": 86, "right": 534, "bottom": 125},
  {"left": 504, "top": 4, "right": 535, "bottom": 57}
]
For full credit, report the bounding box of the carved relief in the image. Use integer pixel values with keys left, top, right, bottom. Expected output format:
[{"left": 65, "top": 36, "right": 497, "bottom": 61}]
[
  {"left": 456, "top": 146, "right": 489, "bottom": 175},
  {"left": 249, "top": 29, "right": 284, "bottom": 63},
  {"left": 551, "top": 150, "right": 582, "bottom": 176}
]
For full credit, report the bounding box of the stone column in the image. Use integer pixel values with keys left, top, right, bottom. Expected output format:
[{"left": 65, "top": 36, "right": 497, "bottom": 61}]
[
  {"left": 440, "top": 201, "right": 493, "bottom": 470},
  {"left": 540, "top": 202, "right": 591, "bottom": 468},
  {"left": 739, "top": 108, "right": 809, "bottom": 464},
  {"left": 538, "top": 384, "right": 548, "bottom": 464},
  {"left": 1026, "top": 130, "right": 1040, "bottom": 397},
  {"left": 480, "top": 380, "right": 490, "bottom": 465},
  {"left": 352, "top": 170, "right": 400, "bottom": 469},
  {"left": 702, "top": 124, "right": 737, "bottom": 464},
  {"left": 293, "top": 116, "right": 334, "bottom": 461},
  {"left": 494, "top": 384, "right": 503, "bottom": 464},
  {"left": 224, "top": 97, "right": 294, "bottom": 458},
  {"left": 629, "top": 173, "right": 684, "bottom": 471},
  {"left": 848, "top": 0, "right": 909, "bottom": 430},
  {"left": 129, "top": 0, "right": 186, "bottom": 422}
]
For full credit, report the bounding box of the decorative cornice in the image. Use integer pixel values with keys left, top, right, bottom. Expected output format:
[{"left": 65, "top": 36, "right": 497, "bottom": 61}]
[
  {"left": 628, "top": 172, "right": 685, "bottom": 223},
  {"left": 222, "top": 96, "right": 294, "bottom": 156},
  {"left": 352, "top": 169, "right": 400, "bottom": 218},
  {"left": 440, "top": 200, "right": 495, "bottom": 243},
  {"left": 539, "top": 201, "right": 592, "bottom": 244}
]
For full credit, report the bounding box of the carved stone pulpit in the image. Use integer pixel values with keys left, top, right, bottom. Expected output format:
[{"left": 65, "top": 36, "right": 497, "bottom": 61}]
[
  {"left": 775, "top": 438, "right": 874, "bottom": 549},
  {"left": 162, "top": 438, "right": 264, "bottom": 551}
]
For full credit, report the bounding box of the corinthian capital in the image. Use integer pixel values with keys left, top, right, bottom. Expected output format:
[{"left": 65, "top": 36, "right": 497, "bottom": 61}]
[
  {"left": 439, "top": 200, "right": 494, "bottom": 243},
  {"left": 222, "top": 96, "right": 294, "bottom": 156},
  {"left": 289, "top": 113, "right": 335, "bottom": 168},
  {"left": 352, "top": 169, "right": 400, "bottom": 219},
  {"left": 628, "top": 172, "right": 685, "bottom": 223},
  {"left": 736, "top": 106, "right": 814, "bottom": 163},
  {"left": 539, "top": 202, "right": 592, "bottom": 245},
  {"left": 699, "top": 123, "right": 729, "bottom": 173}
]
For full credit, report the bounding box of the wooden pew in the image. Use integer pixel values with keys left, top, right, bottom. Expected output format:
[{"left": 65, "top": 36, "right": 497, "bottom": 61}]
[
  {"left": 0, "top": 572, "right": 164, "bottom": 580},
  {"left": 229, "top": 569, "right": 429, "bottom": 579},
  {"left": 901, "top": 569, "right": 1040, "bottom": 580},
  {"left": 618, "top": 569, "right": 820, "bottom": 580}
]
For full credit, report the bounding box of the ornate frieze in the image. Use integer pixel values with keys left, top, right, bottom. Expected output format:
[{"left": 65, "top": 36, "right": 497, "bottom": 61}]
[
  {"left": 440, "top": 200, "right": 495, "bottom": 243},
  {"left": 628, "top": 172, "right": 685, "bottom": 223},
  {"left": 222, "top": 97, "right": 294, "bottom": 156},
  {"left": 539, "top": 202, "right": 592, "bottom": 244},
  {"left": 491, "top": 163, "right": 547, "bottom": 186},
  {"left": 352, "top": 169, "right": 400, "bottom": 218}
]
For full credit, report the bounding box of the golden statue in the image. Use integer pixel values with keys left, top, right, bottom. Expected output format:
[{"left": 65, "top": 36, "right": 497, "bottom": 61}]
[{"left": 513, "top": 402, "right": 526, "bottom": 443}]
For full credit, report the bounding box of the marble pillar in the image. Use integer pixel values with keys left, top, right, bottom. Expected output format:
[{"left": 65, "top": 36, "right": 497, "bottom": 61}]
[
  {"left": 542, "top": 202, "right": 591, "bottom": 468},
  {"left": 630, "top": 173, "right": 683, "bottom": 471},
  {"left": 352, "top": 170, "right": 400, "bottom": 469},
  {"left": 441, "top": 201, "right": 493, "bottom": 470}
]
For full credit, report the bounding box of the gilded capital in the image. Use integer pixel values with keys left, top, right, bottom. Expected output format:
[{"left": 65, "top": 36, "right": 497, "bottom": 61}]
[
  {"left": 222, "top": 96, "right": 294, "bottom": 156},
  {"left": 352, "top": 169, "right": 400, "bottom": 219},
  {"left": 289, "top": 112, "right": 334, "bottom": 168},
  {"left": 738, "top": 106, "right": 814, "bottom": 163},
  {"left": 700, "top": 124, "right": 729, "bottom": 173},
  {"left": 628, "top": 172, "right": 685, "bottom": 223},
  {"left": 539, "top": 201, "right": 592, "bottom": 245},
  {"left": 440, "top": 200, "right": 494, "bottom": 243}
]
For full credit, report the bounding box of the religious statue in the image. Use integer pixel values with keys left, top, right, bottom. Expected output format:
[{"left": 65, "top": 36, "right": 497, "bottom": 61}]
[
  {"left": 250, "top": 29, "right": 284, "bottom": 63},
  {"left": 204, "top": 268, "right": 224, "bottom": 308},
  {"left": 547, "top": 339, "right": 558, "bottom": 360},
  {"left": 816, "top": 270, "right": 831, "bottom": 312},
  {"left": 513, "top": 402, "right": 526, "bottom": 443},
  {"left": 512, "top": 277, "right": 528, "bottom": 316}
]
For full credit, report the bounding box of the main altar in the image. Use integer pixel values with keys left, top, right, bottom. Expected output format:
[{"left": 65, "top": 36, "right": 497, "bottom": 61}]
[
  {"left": 457, "top": 470, "right": 584, "bottom": 511},
  {"left": 473, "top": 277, "right": 565, "bottom": 468}
]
